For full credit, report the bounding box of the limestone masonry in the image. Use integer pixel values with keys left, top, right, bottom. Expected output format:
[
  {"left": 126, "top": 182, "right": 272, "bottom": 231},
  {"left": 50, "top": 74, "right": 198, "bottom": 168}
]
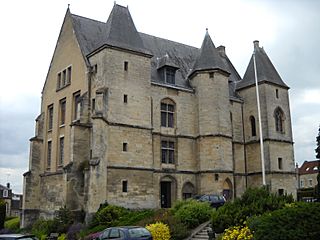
[{"left": 22, "top": 4, "right": 296, "bottom": 227}]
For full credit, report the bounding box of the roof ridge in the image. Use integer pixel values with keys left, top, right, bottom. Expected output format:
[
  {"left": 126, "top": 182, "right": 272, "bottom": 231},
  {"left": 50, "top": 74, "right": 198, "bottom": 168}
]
[
  {"left": 71, "top": 13, "right": 105, "bottom": 24},
  {"left": 139, "top": 32, "right": 199, "bottom": 50}
]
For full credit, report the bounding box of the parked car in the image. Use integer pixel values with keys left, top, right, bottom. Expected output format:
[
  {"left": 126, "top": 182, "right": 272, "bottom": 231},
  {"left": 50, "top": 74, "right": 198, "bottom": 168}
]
[
  {"left": 99, "top": 226, "right": 152, "bottom": 240},
  {"left": 197, "top": 194, "right": 226, "bottom": 208},
  {"left": 0, "top": 234, "right": 38, "bottom": 240}
]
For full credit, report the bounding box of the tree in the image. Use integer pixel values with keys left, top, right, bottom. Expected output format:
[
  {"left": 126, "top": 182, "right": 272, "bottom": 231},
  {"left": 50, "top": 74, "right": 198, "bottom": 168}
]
[
  {"left": 315, "top": 126, "right": 320, "bottom": 200},
  {"left": 0, "top": 199, "right": 6, "bottom": 229}
]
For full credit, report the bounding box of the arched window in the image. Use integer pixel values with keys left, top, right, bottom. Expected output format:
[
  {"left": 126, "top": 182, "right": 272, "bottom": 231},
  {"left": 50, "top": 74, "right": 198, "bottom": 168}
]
[
  {"left": 161, "top": 99, "right": 175, "bottom": 128},
  {"left": 274, "top": 107, "right": 285, "bottom": 133},
  {"left": 250, "top": 116, "right": 256, "bottom": 136}
]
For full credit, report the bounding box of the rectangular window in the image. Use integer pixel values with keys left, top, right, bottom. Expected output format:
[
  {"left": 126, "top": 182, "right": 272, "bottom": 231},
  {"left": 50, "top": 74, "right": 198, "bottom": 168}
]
[
  {"left": 62, "top": 69, "right": 67, "bottom": 86},
  {"left": 123, "top": 142, "right": 128, "bottom": 152},
  {"left": 48, "top": 104, "right": 54, "bottom": 131},
  {"left": 209, "top": 72, "right": 214, "bottom": 78},
  {"left": 161, "top": 102, "right": 174, "bottom": 128},
  {"left": 122, "top": 180, "right": 128, "bottom": 192},
  {"left": 3, "top": 189, "right": 8, "bottom": 198},
  {"left": 276, "top": 89, "right": 279, "bottom": 99},
  {"left": 73, "top": 92, "right": 81, "bottom": 120},
  {"left": 309, "top": 179, "right": 313, "bottom": 187},
  {"left": 300, "top": 180, "right": 304, "bottom": 188},
  {"left": 57, "top": 72, "right": 62, "bottom": 89},
  {"left": 161, "top": 140, "right": 175, "bottom": 164},
  {"left": 58, "top": 137, "right": 64, "bottom": 166},
  {"left": 59, "top": 98, "right": 66, "bottom": 126},
  {"left": 123, "top": 94, "right": 128, "bottom": 103},
  {"left": 165, "top": 68, "right": 175, "bottom": 84},
  {"left": 124, "top": 61, "right": 128, "bottom": 71},
  {"left": 47, "top": 141, "right": 52, "bottom": 169},
  {"left": 278, "top": 157, "right": 283, "bottom": 170},
  {"left": 278, "top": 189, "right": 284, "bottom": 196},
  {"left": 67, "top": 66, "right": 72, "bottom": 84}
]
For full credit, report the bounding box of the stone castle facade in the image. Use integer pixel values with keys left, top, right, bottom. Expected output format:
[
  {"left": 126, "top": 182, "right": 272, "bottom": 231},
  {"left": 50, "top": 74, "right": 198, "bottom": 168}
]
[{"left": 22, "top": 4, "right": 296, "bottom": 227}]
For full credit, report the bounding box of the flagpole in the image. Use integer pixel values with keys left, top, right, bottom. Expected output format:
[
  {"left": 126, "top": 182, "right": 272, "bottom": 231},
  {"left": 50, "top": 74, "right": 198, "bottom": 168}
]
[{"left": 253, "top": 41, "right": 266, "bottom": 186}]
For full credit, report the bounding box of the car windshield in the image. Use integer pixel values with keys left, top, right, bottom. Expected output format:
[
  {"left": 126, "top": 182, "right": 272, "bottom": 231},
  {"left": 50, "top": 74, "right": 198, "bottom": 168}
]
[{"left": 128, "top": 228, "right": 151, "bottom": 237}]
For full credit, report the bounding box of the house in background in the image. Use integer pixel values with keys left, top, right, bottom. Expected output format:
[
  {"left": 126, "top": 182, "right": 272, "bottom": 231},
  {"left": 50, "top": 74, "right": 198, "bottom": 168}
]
[
  {"left": 0, "top": 183, "right": 22, "bottom": 217},
  {"left": 297, "top": 160, "right": 319, "bottom": 189},
  {"left": 22, "top": 3, "right": 297, "bottom": 227}
]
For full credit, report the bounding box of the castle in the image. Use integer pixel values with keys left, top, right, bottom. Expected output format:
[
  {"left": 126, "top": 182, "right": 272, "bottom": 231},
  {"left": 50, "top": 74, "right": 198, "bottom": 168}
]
[{"left": 22, "top": 4, "right": 296, "bottom": 226}]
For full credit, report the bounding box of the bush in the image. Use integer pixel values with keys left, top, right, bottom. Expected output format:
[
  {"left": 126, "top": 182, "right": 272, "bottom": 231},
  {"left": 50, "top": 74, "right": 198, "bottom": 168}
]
[
  {"left": 248, "top": 202, "right": 320, "bottom": 240},
  {"left": 4, "top": 217, "right": 20, "bottom": 231},
  {"left": 211, "top": 187, "right": 293, "bottom": 233},
  {"left": 57, "top": 233, "right": 66, "bottom": 240},
  {"left": 31, "top": 218, "right": 56, "bottom": 238},
  {"left": 95, "top": 205, "right": 127, "bottom": 227},
  {"left": 222, "top": 224, "right": 253, "bottom": 240},
  {"left": 173, "top": 200, "right": 212, "bottom": 228},
  {"left": 146, "top": 222, "right": 170, "bottom": 240}
]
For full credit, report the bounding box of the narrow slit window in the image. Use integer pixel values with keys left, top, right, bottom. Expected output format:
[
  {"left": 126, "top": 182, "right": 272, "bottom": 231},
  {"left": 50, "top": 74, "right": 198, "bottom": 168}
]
[
  {"left": 278, "top": 157, "right": 283, "bottom": 170},
  {"left": 60, "top": 98, "right": 66, "bottom": 126},
  {"left": 123, "top": 142, "right": 128, "bottom": 152},
  {"left": 124, "top": 94, "right": 128, "bottom": 103},
  {"left": 122, "top": 180, "right": 128, "bottom": 192},
  {"left": 47, "top": 141, "right": 52, "bottom": 169},
  {"left": 250, "top": 116, "right": 256, "bottom": 136},
  {"left": 124, "top": 61, "right": 128, "bottom": 71},
  {"left": 276, "top": 89, "right": 279, "bottom": 99}
]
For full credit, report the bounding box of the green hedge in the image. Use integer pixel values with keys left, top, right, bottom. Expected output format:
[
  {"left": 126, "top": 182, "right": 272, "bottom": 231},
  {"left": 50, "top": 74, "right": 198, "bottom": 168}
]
[
  {"left": 211, "top": 187, "right": 293, "bottom": 233},
  {"left": 249, "top": 202, "right": 320, "bottom": 240},
  {"left": 4, "top": 217, "right": 20, "bottom": 231}
]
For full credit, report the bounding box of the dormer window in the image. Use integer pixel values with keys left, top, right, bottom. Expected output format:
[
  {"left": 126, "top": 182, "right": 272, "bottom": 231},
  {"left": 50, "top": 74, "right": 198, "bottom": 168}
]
[{"left": 165, "top": 67, "right": 175, "bottom": 84}]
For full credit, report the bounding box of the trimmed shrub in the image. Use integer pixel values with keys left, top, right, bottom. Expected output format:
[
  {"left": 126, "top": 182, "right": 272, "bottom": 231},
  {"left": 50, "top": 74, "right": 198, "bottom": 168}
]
[
  {"left": 4, "top": 217, "right": 20, "bottom": 231},
  {"left": 173, "top": 200, "right": 212, "bottom": 228},
  {"left": 211, "top": 187, "right": 294, "bottom": 233},
  {"left": 248, "top": 202, "right": 320, "bottom": 240},
  {"left": 146, "top": 222, "right": 170, "bottom": 240}
]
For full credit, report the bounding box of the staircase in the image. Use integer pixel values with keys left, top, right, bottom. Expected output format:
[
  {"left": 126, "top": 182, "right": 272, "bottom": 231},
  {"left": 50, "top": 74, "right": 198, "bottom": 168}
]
[{"left": 185, "top": 221, "right": 211, "bottom": 240}]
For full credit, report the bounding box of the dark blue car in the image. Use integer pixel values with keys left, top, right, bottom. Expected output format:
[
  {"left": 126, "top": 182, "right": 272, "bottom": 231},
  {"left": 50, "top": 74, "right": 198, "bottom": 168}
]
[{"left": 99, "top": 226, "right": 152, "bottom": 240}]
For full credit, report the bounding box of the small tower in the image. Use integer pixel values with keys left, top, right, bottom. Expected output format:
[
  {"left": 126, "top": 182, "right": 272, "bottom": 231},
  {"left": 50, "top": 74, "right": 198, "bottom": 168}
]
[
  {"left": 189, "top": 31, "right": 233, "bottom": 195},
  {"left": 237, "top": 41, "right": 296, "bottom": 196}
]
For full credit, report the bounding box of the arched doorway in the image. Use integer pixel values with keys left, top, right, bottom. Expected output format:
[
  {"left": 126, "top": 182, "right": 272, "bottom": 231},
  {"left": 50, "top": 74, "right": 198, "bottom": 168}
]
[
  {"left": 182, "top": 182, "right": 195, "bottom": 200},
  {"left": 160, "top": 175, "right": 177, "bottom": 208},
  {"left": 223, "top": 178, "right": 233, "bottom": 200}
]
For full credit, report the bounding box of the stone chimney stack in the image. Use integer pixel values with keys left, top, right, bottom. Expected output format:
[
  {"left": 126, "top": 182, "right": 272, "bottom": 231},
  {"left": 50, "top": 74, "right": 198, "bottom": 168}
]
[
  {"left": 253, "top": 40, "right": 259, "bottom": 50},
  {"left": 217, "top": 45, "right": 226, "bottom": 55}
]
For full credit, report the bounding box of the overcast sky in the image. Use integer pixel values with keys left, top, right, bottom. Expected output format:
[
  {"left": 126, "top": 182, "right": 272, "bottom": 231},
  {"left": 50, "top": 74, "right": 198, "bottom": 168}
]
[{"left": 0, "top": 0, "right": 319, "bottom": 194}]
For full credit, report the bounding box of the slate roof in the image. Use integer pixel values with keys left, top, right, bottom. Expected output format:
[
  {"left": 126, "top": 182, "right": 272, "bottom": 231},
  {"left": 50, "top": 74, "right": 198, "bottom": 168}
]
[
  {"left": 189, "top": 31, "right": 229, "bottom": 77},
  {"left": 299, "top": 160, "right": 320, "bottom": 175},
  {"left": 70, "top": 4, "right": 242, "bottom": 97},
  {"left": 237, "top": 41, "right": 288, "bottom": 90}
]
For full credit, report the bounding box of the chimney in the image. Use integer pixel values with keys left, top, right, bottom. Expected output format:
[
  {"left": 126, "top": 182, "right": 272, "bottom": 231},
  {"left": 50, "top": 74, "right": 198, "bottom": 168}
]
[
  {"left": 217, "top": 45, "right": 226, "bottom": 55},
  {"left": 253, "top": 40, "right": 259, "bottom": 50},
  {"left": 7, "top": 183, "right": 10, "bottom": 189}
]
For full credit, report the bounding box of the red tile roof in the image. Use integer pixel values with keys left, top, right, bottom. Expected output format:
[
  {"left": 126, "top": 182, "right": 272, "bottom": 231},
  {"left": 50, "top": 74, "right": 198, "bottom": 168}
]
[{"left": 299, "top": 160, "right": 320, "bottom": 175}]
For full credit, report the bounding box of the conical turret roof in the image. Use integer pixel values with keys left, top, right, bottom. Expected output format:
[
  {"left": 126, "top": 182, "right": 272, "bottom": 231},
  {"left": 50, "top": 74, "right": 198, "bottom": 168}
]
[
  {"left": 189, "top": 31, "right": 229, "bottom": 77},
  {"left": 104, "top": 4, "right": 151, "bottom": 55},
  {"left": 237, "top": 41, "right": 288, "bottom": 90}
]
